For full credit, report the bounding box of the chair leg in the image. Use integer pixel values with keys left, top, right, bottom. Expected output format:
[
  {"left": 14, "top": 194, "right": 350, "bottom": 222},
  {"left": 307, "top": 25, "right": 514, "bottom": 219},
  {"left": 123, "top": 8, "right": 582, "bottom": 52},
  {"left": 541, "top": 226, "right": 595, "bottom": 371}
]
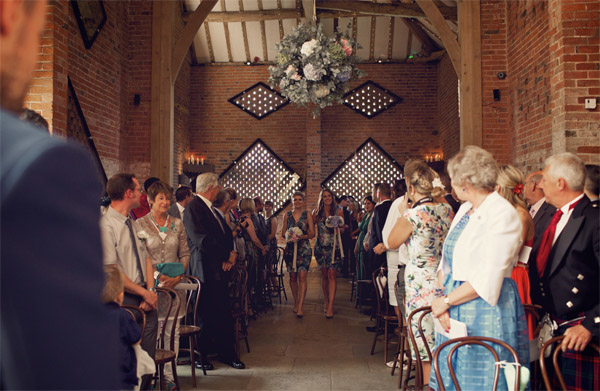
[
  {"left": 234, "top": 318, "right": 241, "bottom": 361},
  {"left": 384, "top": 320, "right": 389, "bottom": 363},
  {"left": 171, "top": 359, "right": 180, "bottom": 391},
  {"left": 188, "top": 336, "right": 196, "bottom": 387},
  {"left": 370, "top": 319, "right": 380, "bottom": 355},
  {"left": 242, "top": 322, "right": 250, "bottom": 353},
  {"left": 159, "top": 364, "right": 166, "bottom": 391}
]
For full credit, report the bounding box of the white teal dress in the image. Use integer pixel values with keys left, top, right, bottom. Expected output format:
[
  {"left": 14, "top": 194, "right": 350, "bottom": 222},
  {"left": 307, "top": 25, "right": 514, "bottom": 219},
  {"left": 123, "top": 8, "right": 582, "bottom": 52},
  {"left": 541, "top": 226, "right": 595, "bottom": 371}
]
[{"left": 429, "top": 212, "right": 530, "bottom": 391}]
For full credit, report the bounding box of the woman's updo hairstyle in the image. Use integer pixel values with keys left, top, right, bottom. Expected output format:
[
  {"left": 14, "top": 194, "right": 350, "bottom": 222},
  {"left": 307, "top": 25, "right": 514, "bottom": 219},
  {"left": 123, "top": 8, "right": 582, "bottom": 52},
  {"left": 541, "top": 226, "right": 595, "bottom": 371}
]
[
  {"left": 447, "top": 146, "right": 498, "bottom": 192},
  {"left": 406, "top": 164, "right": 445, "bottom": 198},
  {"left": 497, "top": 165, "right": 527, "bottom": 209}
]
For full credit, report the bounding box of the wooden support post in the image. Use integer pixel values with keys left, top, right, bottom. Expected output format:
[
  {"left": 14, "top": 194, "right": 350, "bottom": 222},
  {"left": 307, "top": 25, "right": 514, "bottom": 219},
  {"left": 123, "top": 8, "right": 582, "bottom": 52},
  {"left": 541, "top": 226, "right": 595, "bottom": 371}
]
[
  {"left": 458, "top": 0, "right": 482, "bottom": 148},
  {"left": 151, "top": 0, "right": 175, "bottom": 184}
]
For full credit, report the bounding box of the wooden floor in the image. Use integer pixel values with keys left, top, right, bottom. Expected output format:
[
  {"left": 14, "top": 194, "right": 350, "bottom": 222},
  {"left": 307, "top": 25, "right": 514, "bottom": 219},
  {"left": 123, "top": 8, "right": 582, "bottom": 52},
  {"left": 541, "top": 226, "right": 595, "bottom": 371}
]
[{"left": 176, "top": 269, "right": 406, "bottom": 390}]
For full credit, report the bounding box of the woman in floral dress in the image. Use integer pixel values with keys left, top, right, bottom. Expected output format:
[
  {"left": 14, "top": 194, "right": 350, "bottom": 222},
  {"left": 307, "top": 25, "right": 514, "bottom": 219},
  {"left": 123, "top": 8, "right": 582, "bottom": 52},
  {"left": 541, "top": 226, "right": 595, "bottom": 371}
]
[
  {"left": 312, "top": 188, "right": 345, "bottom": 318},
  {"left": 281, "top": 192, "right": 314, "bottom": 317},
  {"left": 389, "top": 163, "right": 453, "bottom": 386}
]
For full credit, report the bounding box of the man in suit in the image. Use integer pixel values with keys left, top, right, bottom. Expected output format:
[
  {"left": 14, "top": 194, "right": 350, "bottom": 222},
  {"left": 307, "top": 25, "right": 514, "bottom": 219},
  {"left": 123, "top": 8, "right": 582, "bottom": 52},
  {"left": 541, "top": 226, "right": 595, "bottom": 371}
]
[
  {"left": 525, "top": 170, "right": 554, "bottom": 243},
  {"left": 584, "top": 164, "right": 599, "bottom": 207},
  {"left": 183, "top": 173, "right": 245, "bottom": 370},
  {"left": 368, "top": 183, "right": 393, "bottom": 275},
  {"left": 338, "top": 195, "right": 352, "bottom": 277},
  {"left": 167, "top": 185, "right": 193, "bottom": 219},
  {"left": 529, "top": 153, "right": 599, "bottom": 390},
  {"left": 0, "top": 1, "right": 118, "bottom": 388}
]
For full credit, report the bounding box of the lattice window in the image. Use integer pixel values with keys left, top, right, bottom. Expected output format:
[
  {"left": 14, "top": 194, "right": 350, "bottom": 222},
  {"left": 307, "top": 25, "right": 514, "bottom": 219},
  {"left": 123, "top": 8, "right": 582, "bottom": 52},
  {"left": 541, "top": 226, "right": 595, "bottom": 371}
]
[
  {"left": 219, "top": 139, "right": 303, "bottom": 215},
  {"left": 321, "top": 138, "right": 403, "bottom": 201},
  {"left": 342, "top": 81, "right": 402, "bottom": 119},
  {"left": 228, "top": 82, "right": 289, "bottom": 120}
]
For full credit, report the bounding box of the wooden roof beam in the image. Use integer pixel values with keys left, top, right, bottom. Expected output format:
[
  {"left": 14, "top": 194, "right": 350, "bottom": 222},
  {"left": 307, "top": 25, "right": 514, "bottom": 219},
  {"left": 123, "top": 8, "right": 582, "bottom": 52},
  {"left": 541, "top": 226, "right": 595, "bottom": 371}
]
[
  {"left": 183, "top": 8, "right": 304, "bottom": 23},
  {"left": 401, "top": 18, "right": 440, "bottom": 55},
  {"left": 415, "top": 0, "right": 459, "bottom": 74},
  {"left": 316, "top": 0, "right": 456, "bottom": 20}
]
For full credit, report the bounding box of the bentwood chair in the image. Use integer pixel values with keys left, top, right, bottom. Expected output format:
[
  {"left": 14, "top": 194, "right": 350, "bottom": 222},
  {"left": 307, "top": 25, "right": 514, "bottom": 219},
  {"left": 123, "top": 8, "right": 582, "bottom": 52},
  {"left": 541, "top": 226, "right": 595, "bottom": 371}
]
[
  {"left": 154, "top": 287, "right": 180, "bottom": 391},
  {"left": 433, "top": 336, "right": 522, "bottom": 391},
  {"left": 522, "top": 303, "right": 542, "bottom": 389},
  {"left": 404, "top": 306, "right": 434, "bottom": 390},
  {"left": 370, "top": 267, "right": 399, "bottom": 363},
  {"left": 539, "top": 335, "right": 600, "bottom": 391},
  {"left": 271, "top": 247, "right": 287, "bottom": 303},
  {"left": 122, "top": 305, "right": 146, "bottom": 337},
  {"left": 177, "top": 275, "right": 205, "bottom": 387},
  {"left": 389, "top": 271, "right": 413, "bottom": 391},
  {"left": 229, "top": 266, "right": 250, "bottom": 360}
]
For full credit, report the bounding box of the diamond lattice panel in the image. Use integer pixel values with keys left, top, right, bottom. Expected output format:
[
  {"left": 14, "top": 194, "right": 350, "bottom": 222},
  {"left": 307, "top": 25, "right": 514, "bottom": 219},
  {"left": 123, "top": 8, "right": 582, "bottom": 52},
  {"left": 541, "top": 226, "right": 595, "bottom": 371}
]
[
  {"left": 228, "top": 82, "right": 289, "bottom": 120},
  {"left": 342, "top": 81, "right": 403, "bottom": 119},
  {"left": 220, "top": 139, "right": 303, "bottom": 215},
  {"left": 321, "top": 138, "right": 403, "bottom": 201}
]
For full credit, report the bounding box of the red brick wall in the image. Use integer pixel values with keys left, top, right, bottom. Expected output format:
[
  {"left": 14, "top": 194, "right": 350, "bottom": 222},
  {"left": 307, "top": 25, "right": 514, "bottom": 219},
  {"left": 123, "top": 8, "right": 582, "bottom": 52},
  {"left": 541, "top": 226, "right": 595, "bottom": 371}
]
[
  {"left": 189, "top": 63, "right": 443, "bottom": 205},
  {"left": 437, "top": 54, "right": 460, "bottom": 161}
]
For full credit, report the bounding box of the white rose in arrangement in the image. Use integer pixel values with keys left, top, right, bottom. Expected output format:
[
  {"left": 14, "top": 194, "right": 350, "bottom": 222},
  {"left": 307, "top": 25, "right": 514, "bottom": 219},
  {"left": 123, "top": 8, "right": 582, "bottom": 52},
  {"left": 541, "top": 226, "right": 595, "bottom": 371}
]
[
  {"left": 313, "top": 84, "right": 330, "bottom": 98},
  {"left": 300, "top": 39, "right": 318, "bottom": 57},
  {"left": 137, "top": 230, "right": 150, "bottom": 241},
  {"left": 285, "top": 65, "right": 297, "bottom": 75},
  {"left": 303, "top": 63, "right": 325, "bottom": 81}
]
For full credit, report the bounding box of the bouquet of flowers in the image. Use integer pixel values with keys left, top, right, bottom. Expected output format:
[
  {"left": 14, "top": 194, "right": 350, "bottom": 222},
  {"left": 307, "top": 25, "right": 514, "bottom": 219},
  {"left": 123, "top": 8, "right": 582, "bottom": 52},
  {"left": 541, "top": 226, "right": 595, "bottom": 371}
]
[
  {"left": 269, "top": 23, "right": 366, "bottom": 116},
  {"left": 285, "top": 227, "right": 303, "bottom": 242},
  {"left": 325, "top": 215, "right": 344, "bottom": 229},
  {"left": 285, "top": 227, "right": 303, "bottom": 272}
]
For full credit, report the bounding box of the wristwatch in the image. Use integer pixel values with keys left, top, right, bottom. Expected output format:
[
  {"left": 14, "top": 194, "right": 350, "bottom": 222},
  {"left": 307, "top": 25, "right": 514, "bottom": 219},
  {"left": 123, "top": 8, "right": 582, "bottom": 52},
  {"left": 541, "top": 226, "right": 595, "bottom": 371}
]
[{"left": 443, "top": 296, "right": 451, "bottom": 307}]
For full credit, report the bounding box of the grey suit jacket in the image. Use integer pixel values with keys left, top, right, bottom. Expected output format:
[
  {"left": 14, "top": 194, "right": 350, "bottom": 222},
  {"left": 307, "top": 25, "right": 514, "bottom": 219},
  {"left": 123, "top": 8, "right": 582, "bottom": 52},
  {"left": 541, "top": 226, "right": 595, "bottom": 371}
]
[{"left": 167, "top": 202, "right": 181, "bottom": 219}]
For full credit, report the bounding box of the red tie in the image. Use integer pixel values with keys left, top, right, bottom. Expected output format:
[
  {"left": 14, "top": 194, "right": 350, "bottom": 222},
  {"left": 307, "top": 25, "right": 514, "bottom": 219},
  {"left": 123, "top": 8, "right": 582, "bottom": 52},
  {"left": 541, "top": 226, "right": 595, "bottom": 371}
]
[{"left": 536, "top": 209, "right": 563, "bottom": 277}]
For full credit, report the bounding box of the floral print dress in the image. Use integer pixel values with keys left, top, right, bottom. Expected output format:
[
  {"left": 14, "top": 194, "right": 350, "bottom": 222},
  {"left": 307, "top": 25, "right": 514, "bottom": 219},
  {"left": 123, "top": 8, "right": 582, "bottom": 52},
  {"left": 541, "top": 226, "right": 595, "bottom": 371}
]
[
  {"left": 403, "top": 203, "right": 453, "bottom": 360},
  {"left": 283, "top": 211, "right": 312, "bottom": 272},
  {"left": 314, "top": 217, "right": 343, "bottom": 271}
]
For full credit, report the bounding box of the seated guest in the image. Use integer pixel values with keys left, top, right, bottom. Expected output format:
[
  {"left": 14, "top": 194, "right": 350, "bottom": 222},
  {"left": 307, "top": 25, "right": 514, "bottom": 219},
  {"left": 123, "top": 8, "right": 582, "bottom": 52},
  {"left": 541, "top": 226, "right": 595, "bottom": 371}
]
[
  {"left": 496, "top": 165, "right": 536, "bottom": 339},
  {"left": 584, "top": 164, "right": 599, "bottom": 206},
  {"left": 430, "top": 146, "right": 529, "bottom": 390},
  {"left": 167, "top": 186, "right": 193, "bottom": 219},
  {"left": 131, "top": 177, "right": 160, "bottom": 220},
  {"left": 530, "top": 153, "right": 599, "bottom": 390},
  {"left": 137, "top": 181, "right": 189, "bottom": 390},
  {"left": 103, "top": 265, "right": 142, "bottom": 391}
]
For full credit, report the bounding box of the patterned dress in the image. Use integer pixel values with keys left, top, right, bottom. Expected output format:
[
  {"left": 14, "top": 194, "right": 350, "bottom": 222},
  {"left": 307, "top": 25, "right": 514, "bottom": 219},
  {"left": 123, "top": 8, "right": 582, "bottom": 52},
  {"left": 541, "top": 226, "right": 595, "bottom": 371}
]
[
  {"left": 314, "top": 216, "right": 343, "bottom": 271},
  {"left": 429, "top": 213, "right": 530, "bottom": 391},
  {"left": 403, "top": 203, "right": 453, "bottom": 361},
  {"left": 283, "top": 211, "right": 312, "bottom": 272}
]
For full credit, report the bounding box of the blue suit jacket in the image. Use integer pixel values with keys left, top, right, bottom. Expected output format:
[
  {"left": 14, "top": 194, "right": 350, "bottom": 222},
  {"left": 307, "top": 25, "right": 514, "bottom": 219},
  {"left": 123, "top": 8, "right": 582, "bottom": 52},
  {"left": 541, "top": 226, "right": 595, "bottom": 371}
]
[{"left": 0, "top": 109, "right": 119, "bottom": 389}]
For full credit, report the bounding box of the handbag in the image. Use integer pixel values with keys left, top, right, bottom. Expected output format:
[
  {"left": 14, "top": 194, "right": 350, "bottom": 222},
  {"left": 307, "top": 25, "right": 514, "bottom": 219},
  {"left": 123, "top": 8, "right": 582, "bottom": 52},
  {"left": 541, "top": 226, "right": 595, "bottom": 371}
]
[{"left": 155, "top": 262, "right": 185, "bottom": 287}]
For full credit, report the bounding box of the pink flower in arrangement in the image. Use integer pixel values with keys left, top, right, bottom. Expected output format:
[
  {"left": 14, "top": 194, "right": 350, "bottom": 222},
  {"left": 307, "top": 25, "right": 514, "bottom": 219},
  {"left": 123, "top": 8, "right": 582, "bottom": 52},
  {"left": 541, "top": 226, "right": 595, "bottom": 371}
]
[{"left": 340, "top": 39, "right": 352, "bottom": 56}]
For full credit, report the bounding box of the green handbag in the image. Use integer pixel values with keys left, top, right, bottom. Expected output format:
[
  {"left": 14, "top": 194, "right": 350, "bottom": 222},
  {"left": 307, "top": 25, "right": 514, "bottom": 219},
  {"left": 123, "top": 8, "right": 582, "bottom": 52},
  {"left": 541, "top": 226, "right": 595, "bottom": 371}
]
[{"left": 155, "top": 263, "right": 185, "bottom": 286}]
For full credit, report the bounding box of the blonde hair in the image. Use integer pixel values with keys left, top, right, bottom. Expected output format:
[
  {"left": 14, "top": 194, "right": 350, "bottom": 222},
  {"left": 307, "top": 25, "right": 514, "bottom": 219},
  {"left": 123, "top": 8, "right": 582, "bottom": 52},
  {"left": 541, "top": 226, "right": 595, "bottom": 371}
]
[
  {"left": 497, "top": 165, "right": 527, "bottom": 209},
  {"left": 448, "top": 146, "right": 498, "bottom": 191},
  {"left": 406, "top": 163, "right": 445, "bottom": 198},
  {"left": 102, "top": 265, "right": 124, "bottom": 304},
  {"left": 238, "top": 197, "right": 256, "bottom": 214}
]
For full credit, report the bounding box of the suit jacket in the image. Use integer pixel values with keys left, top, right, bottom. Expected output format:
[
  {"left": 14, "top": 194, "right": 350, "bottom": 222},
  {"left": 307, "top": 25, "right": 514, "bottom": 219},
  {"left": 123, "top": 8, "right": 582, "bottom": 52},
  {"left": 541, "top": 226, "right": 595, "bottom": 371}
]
[
  {"left": 529, "top": 196, "right": 599, "bottom": 334},
  {"left": 369, "top": 199, "right": 392, "bottom": 268},
  {"left": 183, "top": 196, "right": 233, "bottom": 283},
  {"left": 532, "top": 201, "right": 554, "bottom": 243},
  {"left": 0, "top": 109, "right": 118, "bottom": 389},
  {"left": 167, "top": 202, "right": 181, "bottom": 219},
  {"left": 251, "top": 213, "right": 268, "bottom": 245}
]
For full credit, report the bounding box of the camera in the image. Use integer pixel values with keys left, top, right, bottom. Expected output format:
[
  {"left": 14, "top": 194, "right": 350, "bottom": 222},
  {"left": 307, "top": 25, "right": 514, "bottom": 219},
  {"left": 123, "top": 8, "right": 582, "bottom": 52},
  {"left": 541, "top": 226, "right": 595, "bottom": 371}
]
[{"left": 497, "top": 72, "right": 507, "bottom": 80}]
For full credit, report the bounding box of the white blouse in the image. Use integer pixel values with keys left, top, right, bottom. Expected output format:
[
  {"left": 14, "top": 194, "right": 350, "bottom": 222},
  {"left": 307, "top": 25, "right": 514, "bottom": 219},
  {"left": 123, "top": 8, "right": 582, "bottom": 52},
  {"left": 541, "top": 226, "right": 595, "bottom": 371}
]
[{"left": 438, "top": 191, "right": 522, "bottom": 306}]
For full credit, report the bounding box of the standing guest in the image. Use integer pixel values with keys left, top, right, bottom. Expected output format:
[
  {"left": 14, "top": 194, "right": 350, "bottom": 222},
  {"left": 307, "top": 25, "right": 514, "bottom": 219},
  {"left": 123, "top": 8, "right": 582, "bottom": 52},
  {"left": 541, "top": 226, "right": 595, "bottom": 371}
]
[
  {"left": 102, "top": 265, "right": 142, "bottom": 391},
  {"left": 137, "top": 181, "right": 190, "bottom": 389},
  {"left": 524, "top": 170, "right": 553, "bottom": 227},
  {"left": 167, "top": 186, "right": 193, "bottom": 220},
  {"left": 131, "top": 177, "right": 160, "bottom": 220},
  {"left": 282, "top": 192, "right": 314, "bottom": 317},
  {"left": 439, "top": 173, "right": 461, "bottom": 215},
  {"left": 367, "top": 183, "right": 393, "bottom": 277},
  {"left": 355, "top": 196, "right": 375, "bottom": 306},
  {"left": 101, "top": 173, "right": 159, "bottom": 390},
  {"left": 225, "top": 188, "right": 239, "bottom": 226},
  {"left": 373, "top": 176, "right": 410, "bottom": 333},
  {"left": 183, "top": 173, "right": 244, "bottom": 370},
  {"left": 313, "top": 188, "right": 345, "bottom": 318},
  {"left": 584, "top": 164, "right": 599, "bottom": 206},
  {"left": 530, "top": 153, "right": 599, "bottom": 390},
  {"left": 338, "top": 195, "right": 352, "bottom": 277},
  {"left": 429, "top": 146, "right": 529, "bottom": 390},
  {"left": 253, "top": 196, "right": 269, "bottom": 246},
  {"left": 238, "top": 198, "right": 268, "bottom": 316},
  {"left": 264, "top": 200, "right": 279, "bottom": 291},
  {"left": 496, "top": 165, "right": 536, "bottom": 339},
  {"left": 252, "top": 196, "right": 269, "bottom": 307},
  {"left": 388, "top": 163, "right": 453, "bottom": 382},
  {"left": 347, "top": 196, "right": 360, "bottom": 278},
  {"left": 1, "top": 1, "right": 118, "bottom": 387}
]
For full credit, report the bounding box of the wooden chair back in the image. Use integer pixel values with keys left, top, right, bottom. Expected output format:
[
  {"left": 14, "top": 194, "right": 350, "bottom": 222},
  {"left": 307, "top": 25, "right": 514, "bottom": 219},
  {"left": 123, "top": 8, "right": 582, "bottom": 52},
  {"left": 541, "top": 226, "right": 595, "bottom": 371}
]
[
  {"left": 372, "top": 267, "right": 393, "bottom": 317},
  {"left": 180, "top": 275, "right": 201, "bottom": 326},
  {"left": 122, "top": 304, "right": 146, "bottom": 339},
  {"left": 539, "top": 335, "right": 600, "bottom": 391},
  {"left": 155, "top": 287, "right": 179, "bottom": 351},
  {"left": 406, "top": 306, "right": 433, "bottom": 388},
  {"left": 433, "top": 336, "right": 522, "bottom": 391},
  {"left": 229, "top": 266, "right": 248, "bottom": 314}
]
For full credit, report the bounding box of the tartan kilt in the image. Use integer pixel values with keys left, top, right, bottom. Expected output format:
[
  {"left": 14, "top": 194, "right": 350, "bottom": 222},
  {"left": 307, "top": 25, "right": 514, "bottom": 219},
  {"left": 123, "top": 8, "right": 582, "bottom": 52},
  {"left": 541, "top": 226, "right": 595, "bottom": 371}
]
[{"left": 552, "top": 319, "right": 600, "bottom": 391}]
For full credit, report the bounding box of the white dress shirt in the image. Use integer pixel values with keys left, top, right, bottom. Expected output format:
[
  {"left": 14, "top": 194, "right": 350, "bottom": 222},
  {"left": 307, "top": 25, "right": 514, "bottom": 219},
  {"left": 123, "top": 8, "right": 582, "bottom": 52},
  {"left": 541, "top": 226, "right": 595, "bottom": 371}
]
[
  {"left": 176, "top": 202, "right": 185, "bottom": 216},
  {"left": 382, "top": 196, "right": 409, "bottom": 266},
  {"left": 553, "top": 193, "right": 584, "bottom": 245},
  {"left": 529, "top": 197, "right": 545, "bottom": 218}
]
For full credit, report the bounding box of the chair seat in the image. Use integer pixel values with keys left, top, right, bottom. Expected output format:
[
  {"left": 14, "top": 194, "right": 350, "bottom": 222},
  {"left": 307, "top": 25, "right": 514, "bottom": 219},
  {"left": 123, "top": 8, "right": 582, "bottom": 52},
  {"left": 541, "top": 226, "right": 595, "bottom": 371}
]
[
  {"left": 179, "top": 325, "right": 200, "bottom": 336},
  {"left": 155, "top": 348, "right": 176, "bottom": 365}
]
